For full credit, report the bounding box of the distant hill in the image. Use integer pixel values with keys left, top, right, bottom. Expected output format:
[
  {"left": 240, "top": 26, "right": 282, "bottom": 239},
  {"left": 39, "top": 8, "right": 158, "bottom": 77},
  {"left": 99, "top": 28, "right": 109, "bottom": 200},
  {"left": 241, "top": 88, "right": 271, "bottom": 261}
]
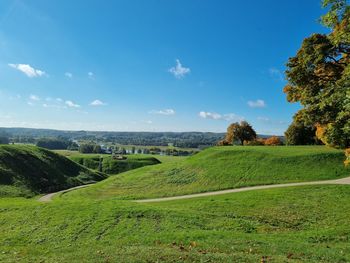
[
  {"left": 0, "top": 145, "right": 106, "bottom": 197},
  {"left": 0, "top": 127, "right": 281, "bottom": 148}
]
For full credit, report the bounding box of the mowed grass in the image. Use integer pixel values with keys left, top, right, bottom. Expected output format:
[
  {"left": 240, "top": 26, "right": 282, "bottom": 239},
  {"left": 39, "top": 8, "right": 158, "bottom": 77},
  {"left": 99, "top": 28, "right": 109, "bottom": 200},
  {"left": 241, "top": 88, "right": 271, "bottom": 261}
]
[
  {"left": 63, "top": 146, "right": 349, "bottom": 200},
  {"left": 1, "top": 185, "right": 350, "bottom": 262}
]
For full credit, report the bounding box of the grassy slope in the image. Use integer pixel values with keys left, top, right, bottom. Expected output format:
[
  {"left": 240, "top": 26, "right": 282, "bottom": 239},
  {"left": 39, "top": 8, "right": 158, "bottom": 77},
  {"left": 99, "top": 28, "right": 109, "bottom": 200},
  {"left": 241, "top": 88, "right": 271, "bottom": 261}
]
[
  {"left": 63, "top": 146, "right": 349, "bottom": 200},
  {"left": 0, "top": 145, "right": 106, "bottom": 197},
  {"left": 1, "top": 185, "right": 350, "bottom": 262},
  {"left": 69, "top": 154, "right": 161, "bottom": 175}
]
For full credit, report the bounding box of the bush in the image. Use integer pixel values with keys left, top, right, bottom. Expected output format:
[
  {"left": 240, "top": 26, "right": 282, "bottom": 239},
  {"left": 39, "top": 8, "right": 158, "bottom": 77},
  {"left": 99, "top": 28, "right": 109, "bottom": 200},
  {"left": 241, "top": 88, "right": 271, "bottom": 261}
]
[
  {"left": 345, "top": 148, "right": 350, "bottom": 166},
  {"left": 243, "top": 139, "right": 265, "bottom": 146},
  {"left": 285, "top": 122, "right": 319, "bottom": 145},
  {"left": 264, "top": 136, "right": 283, "bottom": 146},
  {"left": 36, "top": 138, "right": 70, "bottom": 150},
  {"left": 217, "top": 140, "right": 230, "bottom": 146}
]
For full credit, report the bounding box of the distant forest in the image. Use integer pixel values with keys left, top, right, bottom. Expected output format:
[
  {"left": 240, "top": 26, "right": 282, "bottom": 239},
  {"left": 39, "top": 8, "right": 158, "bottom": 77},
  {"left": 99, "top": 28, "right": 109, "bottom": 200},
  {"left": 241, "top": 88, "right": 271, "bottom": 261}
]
[{"left": 0, "top": 127, "right": 226, "bottom": 148}]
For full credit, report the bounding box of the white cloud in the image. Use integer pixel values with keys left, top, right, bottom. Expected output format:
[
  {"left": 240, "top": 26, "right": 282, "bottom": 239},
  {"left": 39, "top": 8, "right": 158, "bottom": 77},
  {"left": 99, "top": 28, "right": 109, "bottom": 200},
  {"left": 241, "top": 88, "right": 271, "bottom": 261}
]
[
  {"left": 168, "top": 59, "right": 190, "bottom": 79},
  {"left": 247, "top": 99, "right": 266, "bottom": 108},
  {"left": 90, "top": 99, "right": 107, "bottom": 106},
  {"left": 269, "top": 67, "right": 284, "bottom": 81},
  {"left": 29, "top": 94, "right": 40, "bottom": 101},
  {"left": 56, "top": 98, "right": 63, "bottom": 102},
  {"left": 199, "top": 111, "right": 243, "bottom": 122},
  {"left": 149, "top": 109, "right": 176, "bottom": 115},
  {"left": 8, "top": 63, "right": 46, "bottom": 78},
  {"left": 27, "top": 101, "right": 34, "bottom": 106},
  {"left": 65, "top": 100, "right": 80, "bottom": 108},
  {"left": 88, "top": 72, "right": 94, "bottom": 79},
  {"left": 65, "top": 72, "right": 73, "bottom": 78},
  {"left": 199, "top": 111, "right": 222, "bottom": 120}
]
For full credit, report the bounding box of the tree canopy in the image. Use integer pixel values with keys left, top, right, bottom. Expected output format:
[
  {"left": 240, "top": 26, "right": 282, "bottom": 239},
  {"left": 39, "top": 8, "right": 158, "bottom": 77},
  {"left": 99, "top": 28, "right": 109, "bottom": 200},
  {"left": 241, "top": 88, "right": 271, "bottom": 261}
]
[
  {"left": 284, "top": 0, "right": 350, "bottom": 148},
  {"left": 224, "top": 121, "right": 257, "bottom": 145},
  {"left": 285, "top": 122, "right": 319, "bottom": 145}
]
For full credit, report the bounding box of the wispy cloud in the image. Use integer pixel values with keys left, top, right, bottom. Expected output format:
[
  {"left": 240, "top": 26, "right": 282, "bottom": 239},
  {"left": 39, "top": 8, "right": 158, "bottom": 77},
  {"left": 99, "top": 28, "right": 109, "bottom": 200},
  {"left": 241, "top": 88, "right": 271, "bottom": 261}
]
[
  {"left": 29, "top": 94, "right": 40, "bottom": 101},
  {"left": 269, "top": 67, "right": 284, "bottom": 81},
  {"left": 8, "top": 63, "right": 46, "bottom": 78},
  {"left": 88, "top": 72, "right": 94, "bottom": 79},
  {"left": 169, "top": 59, "right": 190, "bottom": 79},
  {"left": 199, "top": 111, "right": 244, "bottom": 122},
  {"left": 65, "top": 72, "right": 73, "bottom": 78},
  {"left": 149, "top": 109, "right": 176, "bottom": 115},
  {"left": 90, "top": 99, "right": 107, "bottom": 106},
  {"left": 247, "top": 99, "right": 266, "bottom": 108},
  {"left": 65, "top": 100, "right": 80, "bottom": 108}
]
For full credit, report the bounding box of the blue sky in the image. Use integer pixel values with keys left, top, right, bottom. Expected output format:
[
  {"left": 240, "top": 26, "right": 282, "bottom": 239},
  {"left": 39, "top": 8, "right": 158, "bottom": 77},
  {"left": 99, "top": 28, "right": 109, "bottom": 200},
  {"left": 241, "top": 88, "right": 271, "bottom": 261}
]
[{"left": 0, "top": 0, "right": 328, "bottom": 134}]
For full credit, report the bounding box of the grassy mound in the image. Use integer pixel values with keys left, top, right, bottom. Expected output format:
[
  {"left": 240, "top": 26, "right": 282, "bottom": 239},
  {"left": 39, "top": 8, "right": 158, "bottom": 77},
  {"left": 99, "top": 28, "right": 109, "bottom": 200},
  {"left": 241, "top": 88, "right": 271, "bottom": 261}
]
[
  {"left": 1, "top": 185, "right": 350, "bottom": 262},
  {"left": 69, "top": 154, "right": 160, "bottom": 175},
  {"left": 0, "top": 145, "right": 106, "bottom": 197},
  {"left": 63, "top": 146, "right": 349, "bottom": 200}
]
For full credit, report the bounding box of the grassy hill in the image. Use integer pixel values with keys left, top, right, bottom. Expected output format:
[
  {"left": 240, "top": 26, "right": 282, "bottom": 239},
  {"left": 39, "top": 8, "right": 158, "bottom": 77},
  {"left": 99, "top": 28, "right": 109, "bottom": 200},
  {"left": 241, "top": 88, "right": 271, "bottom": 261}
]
[
  {"left": 1, "top": 146, "right": 350, "bottom": 262},
  {"left": 1, "top": 185, "right": 350, "bottom": 262},
  {"left": 63, "top": 146, "right": 349, "bottom": 200},
  {"left": 69, "top": 154, "right": 161, "bottom": 174},
  {"left": 0, "top": 145, "right": 106, "bottom": 197}
]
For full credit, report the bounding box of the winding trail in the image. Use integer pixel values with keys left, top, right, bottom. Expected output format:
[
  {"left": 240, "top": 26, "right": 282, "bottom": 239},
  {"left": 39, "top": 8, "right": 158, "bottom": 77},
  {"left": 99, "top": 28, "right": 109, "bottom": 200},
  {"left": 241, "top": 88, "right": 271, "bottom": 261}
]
[
  {"left": 38, "top": 184, "right": 92, "bottom": 202},
  {"left": 39, "top": 176, "right": 350, "bottom": 203},
  {"left": 135, "top": 176, "right": 350, "bottom": 203}
]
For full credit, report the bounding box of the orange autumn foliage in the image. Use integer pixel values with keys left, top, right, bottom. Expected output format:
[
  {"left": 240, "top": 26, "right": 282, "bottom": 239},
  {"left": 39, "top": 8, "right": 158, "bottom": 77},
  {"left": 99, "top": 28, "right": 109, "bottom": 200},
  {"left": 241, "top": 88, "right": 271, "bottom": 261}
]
[{"left": 264, "top": 136, "right": 283, "bottom": 146}]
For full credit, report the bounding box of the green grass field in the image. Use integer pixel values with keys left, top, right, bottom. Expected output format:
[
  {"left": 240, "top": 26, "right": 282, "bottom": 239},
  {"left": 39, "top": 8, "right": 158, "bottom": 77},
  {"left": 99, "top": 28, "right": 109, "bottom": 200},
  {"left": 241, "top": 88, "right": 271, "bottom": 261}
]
[
  {"left": 0, "top": 145, "right": 106, "bottom": 198},
  {"left": 63, "top": 146, "right": 349, "bottom": 200},
  {"left": 1, "top": 145, "right": 349, "bottom": 262},
  {"left": 1, "top": 185, "right": 350, "bottom": 262}
]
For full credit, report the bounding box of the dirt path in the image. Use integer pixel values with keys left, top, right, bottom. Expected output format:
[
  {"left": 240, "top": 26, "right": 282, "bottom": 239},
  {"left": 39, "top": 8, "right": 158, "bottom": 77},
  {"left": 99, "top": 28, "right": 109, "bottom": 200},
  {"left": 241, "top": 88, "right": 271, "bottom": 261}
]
[
  {"left": 38, "top": 184, "right": 92, "bottom": 202},
  {"left": 135, "top": 176, "right": 350, "bottom": 203}
]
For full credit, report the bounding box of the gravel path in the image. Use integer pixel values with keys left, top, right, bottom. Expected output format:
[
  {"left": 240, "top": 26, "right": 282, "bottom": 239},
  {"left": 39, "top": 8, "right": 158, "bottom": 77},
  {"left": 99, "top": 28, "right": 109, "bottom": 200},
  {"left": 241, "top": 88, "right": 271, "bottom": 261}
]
[
  {"left": 38, "top": 184, "right": 92, "bottom": 202},
  {"left": 135, "top": 176, "right": 350, "bottom": 203},
  {"left": 38, "top": 176, "right": 350, "bottom": 203}
]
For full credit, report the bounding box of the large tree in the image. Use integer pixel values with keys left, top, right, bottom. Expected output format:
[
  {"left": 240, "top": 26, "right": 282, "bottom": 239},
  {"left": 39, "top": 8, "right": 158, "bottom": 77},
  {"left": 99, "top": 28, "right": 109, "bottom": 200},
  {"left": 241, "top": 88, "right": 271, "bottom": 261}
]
[
  {"left": 285, "top": 122, "right": 319, "bottom": 145},
  {"left": 284, "top": 0, "right": 350, "bottom": 148},
  {"left": 225, "top": 121, "right": 257, "bottom": 145}
]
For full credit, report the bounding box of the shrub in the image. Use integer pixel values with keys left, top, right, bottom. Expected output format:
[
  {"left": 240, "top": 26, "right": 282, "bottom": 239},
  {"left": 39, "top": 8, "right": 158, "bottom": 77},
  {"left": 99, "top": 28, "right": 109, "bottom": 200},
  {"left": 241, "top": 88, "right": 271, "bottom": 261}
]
[
  {"left": 243, "top": 139, "right": 265, "bottom": 146},
  {"left": 345, "top": 148, "right": 350, "bottom": 166},
  {"left": 264, "top": 136, "right": 283, "bottom": 146}
]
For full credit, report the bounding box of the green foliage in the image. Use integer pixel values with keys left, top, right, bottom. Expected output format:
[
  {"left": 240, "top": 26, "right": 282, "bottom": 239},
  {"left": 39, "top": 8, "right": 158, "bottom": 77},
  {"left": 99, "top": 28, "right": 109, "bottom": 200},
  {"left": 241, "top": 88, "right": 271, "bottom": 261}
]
[
  {"left": 78, "top": 143, "right": 95, "bottom": 153},
  {"left": 224, "top": 121, "right": 257, "bottom": 145},
  {"left": 0, "top": 145, "right": 106, "bottom": 197},
  {"left": 285, "top": 122, "right": 319, "bottom": 145},
  {"left": 36, "top": 137, "right": 76, "bottom": 150},
  {"left": 63, "top": 146, "right": 349, "bottom": 201},
  {"left": 284, "top": 0, "right": 350, "bottom": 148}
]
